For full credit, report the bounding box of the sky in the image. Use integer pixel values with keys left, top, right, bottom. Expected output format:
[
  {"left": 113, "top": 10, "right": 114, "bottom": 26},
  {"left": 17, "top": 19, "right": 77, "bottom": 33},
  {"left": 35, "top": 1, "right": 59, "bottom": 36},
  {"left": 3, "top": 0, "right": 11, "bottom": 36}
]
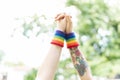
[{"left": 0, "top": 0, "right": 69, "bottom": 67}]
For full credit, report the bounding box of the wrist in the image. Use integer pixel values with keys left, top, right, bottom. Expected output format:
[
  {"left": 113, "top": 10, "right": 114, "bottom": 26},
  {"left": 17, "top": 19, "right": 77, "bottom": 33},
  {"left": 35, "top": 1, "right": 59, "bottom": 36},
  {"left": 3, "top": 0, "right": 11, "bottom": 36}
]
[
  {"left": 65, "top": 32, "right": 79, "bottom": 48},
  {"left": 56, "top": 29, "right": 64, "bottom": 33},
  {"left": 66, "top": 30, "right": 72, "bottom": 34},
  {"left": 51, "top": 30, "right": 65, "bottom": 47},
  {"left": 56, "top": 24, "right": 65, "bottom": 33}
]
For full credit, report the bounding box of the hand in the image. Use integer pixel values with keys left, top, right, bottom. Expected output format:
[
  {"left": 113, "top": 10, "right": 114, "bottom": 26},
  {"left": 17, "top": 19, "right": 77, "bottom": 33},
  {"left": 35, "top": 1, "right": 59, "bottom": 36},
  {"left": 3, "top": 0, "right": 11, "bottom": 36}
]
[
  {"left": 66, "top": 15, "right": 73, "bottom": 34},
  {"left": 55, "top": 13, "right": 73, "bottom": 33},
  {"left": 55, "top": 13, "right": 67, "bottom": 32}
]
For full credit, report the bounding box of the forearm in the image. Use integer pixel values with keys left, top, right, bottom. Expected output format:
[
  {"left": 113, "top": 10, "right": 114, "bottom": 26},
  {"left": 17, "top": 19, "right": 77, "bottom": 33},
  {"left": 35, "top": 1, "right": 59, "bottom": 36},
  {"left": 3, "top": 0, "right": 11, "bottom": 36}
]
[
  {"left": 36, "top": 45, "right": 62, "bottom": 80},
  {"left": 69, "top": 47, "right": 93, "bottom": 80},
  {"left": 65, "top": 32, "right": 93, "bottom": 80},
  {"left": 36, "top": 30, "right": 65, "bottom": 80}
]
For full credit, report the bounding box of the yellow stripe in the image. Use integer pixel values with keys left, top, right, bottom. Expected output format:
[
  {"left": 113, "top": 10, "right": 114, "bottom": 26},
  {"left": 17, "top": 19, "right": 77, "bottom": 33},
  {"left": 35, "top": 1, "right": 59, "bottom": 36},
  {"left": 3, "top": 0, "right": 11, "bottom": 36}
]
[
  {"left": 53, "top": 38, "right": 64, "bottom": 42},
  {"left": 67, "top": 40, "right": 77, "bottom": 44}
]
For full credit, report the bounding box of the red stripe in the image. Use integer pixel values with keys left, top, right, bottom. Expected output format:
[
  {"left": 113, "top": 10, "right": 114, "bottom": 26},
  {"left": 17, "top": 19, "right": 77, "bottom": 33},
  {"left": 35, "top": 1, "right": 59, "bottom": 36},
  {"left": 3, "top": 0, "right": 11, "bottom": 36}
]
[
  {"left": 67, "top": 42, "right": 79, "bottom": 48},
  {"left": 51, "top": 40, "right": 64, "bottom": 47}
]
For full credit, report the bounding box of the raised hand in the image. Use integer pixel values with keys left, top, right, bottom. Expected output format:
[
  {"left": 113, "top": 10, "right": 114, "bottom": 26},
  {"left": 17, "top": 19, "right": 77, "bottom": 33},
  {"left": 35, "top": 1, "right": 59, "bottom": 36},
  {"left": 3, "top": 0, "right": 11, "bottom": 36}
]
[
  {"left": 66, "top": 15, "right": 73, "bottom": 34},
  {"left": 55, "top": 13, "right": 67, "bottom": 32},
  {"left": 55, "top": 13, "right": 72, "bottom": 33},
  {"left": 56, "top": 13, "right": 93, "bottom": 80}
]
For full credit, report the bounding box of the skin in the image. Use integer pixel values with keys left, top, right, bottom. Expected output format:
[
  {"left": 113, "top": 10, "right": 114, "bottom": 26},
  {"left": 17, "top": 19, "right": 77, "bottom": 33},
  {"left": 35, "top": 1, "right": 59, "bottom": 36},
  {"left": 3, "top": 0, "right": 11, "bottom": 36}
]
[
  {"left": 36, "top": 13, "right": 67, "bottom": 80},
  {"left": 69, "top": 47, "right": 93, "bottom": 80},
  {"left": 36, "top": 45, "right": 62, "bottom": 80},
  {"left": 66, "top": 15, "right": 93, "bottom": 80}
]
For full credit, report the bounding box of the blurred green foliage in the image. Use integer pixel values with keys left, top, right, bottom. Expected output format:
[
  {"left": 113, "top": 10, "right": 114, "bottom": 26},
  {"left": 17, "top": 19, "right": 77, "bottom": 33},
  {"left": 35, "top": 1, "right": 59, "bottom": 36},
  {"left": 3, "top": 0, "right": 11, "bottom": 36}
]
[
  {"left": 23, "top": 0, "right": 120, "bottom": 79},
  {"left": 24, "top": 68, "right": 37, "bottom": 80},
  {"left": 17, "top": 14, "right": 55, "bottom": 38}
]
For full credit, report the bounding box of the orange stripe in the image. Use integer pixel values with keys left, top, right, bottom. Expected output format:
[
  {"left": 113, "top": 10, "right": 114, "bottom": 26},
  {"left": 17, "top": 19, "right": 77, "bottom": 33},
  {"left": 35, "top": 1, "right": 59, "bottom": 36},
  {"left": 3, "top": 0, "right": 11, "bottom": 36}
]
[
  {"left": 67, "top": 41, "right": 78, "bottom": 44},
  {"left": 53, "top": 38, "right": 63, "bottom": 42},
  {"left": 52, "top": 40, "right": 64, "bottom": 44},
  {"left": 51, "top": 41, "right": 63, "bottom": 47}
]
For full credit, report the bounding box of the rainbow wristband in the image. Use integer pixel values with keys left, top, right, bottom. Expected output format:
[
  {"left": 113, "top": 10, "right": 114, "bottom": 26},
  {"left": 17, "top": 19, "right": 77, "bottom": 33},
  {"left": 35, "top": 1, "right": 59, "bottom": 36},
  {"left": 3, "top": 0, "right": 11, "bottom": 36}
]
[
  {"left": 51, "top": 30, "right": 65, "bottom": 47},
  {"left": 66, "top": 33, "right": 79, "bottom": 48}
]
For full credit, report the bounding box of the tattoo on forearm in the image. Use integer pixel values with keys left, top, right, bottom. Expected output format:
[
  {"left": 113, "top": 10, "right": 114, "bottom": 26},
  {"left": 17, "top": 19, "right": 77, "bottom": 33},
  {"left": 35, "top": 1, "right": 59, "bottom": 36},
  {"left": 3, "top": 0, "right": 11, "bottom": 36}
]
[{"left": 69, "top": 47, "right": 88, "bottom": 76}]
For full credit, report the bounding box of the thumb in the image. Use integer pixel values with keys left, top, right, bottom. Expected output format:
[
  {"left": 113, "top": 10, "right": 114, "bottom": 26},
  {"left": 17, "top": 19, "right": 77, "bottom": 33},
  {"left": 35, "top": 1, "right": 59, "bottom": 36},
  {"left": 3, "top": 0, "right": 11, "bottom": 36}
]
[{"left": 66, "top": 15, "right": 72, "bottom": 34}]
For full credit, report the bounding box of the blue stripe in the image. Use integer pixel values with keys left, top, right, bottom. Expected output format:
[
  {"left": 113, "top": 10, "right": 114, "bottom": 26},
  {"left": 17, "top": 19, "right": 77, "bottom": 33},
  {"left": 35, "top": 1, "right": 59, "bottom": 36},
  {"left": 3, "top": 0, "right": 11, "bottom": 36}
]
[
  {"left": 55, "top": 30, "right": 65, "bottom": 38},
  {"left": 66, "top": 33, "right": 75, "bottom": 40}
]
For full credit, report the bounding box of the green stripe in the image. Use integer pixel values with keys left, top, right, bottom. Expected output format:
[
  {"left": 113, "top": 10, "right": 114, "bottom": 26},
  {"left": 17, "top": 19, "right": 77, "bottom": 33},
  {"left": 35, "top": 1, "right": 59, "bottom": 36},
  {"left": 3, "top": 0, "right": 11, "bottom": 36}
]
[
  {"left": 66, "top": 38, "right": 76, "bottom": 42},
  {"left": 54, "top": 36, "right": 64, "bottom": 40}
]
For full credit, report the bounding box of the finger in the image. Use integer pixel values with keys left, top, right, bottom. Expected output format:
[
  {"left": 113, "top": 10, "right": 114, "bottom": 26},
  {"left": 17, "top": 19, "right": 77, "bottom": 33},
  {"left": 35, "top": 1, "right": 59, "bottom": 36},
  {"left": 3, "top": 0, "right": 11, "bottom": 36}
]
[
  {"left": 68, "top": 16, "right": 72, "bottom": 28},
  {"left": 64, "top": 16, "right": 68, "bottom": 33},
  {"left": 63, "top": 15, "right": 67, "bottom": 33},
  {"left": 55, "top": 13, "right": 61, "bottom": 19},
  {"left": 66, "top": 15, "right": 72, "bottom": 33},
  {"left": 69, "top": 15, "right": 72, "bottom": 18},
  {"left": 55, "top": 13, "right": 66, "bottom": 21},
  {"left": 56, "top": 14, "right": 65, "bottom": 21},
  {"left": 66, "top": 16, "right": 70, "bottom": 31},
  {"left": 55, "top": 13, "right": 72, "bottom": 19},
  {"left": 66, "top": 15, "right": 71, "bottom": 27}
]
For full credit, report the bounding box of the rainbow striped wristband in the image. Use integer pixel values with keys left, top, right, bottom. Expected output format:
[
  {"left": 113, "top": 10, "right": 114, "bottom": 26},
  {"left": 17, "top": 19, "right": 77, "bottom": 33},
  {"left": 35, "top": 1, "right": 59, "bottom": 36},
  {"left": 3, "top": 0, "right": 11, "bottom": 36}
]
[
  {"left": 51, "top": 30, "right": 65, "bottom": 47},
  {"left": 65, "top": 33, "right": 79, "bottom": 48}
]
